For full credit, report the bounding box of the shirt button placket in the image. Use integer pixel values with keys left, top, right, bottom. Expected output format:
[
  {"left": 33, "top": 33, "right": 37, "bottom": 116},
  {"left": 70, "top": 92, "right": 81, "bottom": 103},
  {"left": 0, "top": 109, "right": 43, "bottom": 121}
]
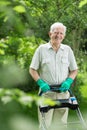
[{"left": 55, "top": 53, "right": 58, "bottom": 83}]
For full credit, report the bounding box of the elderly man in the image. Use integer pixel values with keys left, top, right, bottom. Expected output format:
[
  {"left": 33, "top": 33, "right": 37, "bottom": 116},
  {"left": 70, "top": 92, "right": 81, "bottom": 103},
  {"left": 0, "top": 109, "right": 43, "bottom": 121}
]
[{"left": 29, "top": 22, "right": 78, "bottom": 129}]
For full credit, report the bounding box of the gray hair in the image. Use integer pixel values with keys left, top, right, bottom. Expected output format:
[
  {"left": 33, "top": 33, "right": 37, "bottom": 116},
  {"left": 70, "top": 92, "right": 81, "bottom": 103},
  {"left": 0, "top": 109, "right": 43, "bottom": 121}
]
[{"left": 50, "top": 22, "right": 67, "bottom": 35}]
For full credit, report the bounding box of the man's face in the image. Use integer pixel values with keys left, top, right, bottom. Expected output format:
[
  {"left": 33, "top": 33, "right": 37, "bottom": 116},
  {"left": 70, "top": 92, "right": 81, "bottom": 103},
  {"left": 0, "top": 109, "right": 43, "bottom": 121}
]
[{"left": 49, "top": 27, "right": 65, "bottom": 44}]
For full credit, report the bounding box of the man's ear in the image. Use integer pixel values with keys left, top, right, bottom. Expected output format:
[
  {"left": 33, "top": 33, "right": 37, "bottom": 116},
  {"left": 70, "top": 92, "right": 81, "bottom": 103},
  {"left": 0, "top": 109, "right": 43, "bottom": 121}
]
[
  {"left": 63, "top": 34, "right": 65, "bottom": 40},
  {"left": 48, "top": 32, "right": 51, "bottom": 37}
]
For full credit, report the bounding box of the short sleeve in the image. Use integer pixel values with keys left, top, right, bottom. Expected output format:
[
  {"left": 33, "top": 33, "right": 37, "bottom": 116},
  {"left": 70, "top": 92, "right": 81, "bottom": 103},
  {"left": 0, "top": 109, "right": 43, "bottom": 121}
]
[
  {"left": 68, "top": 48, "right": 78, "bottom": 71},
  {"left": 30, "top": 47, "right": 40, "bottom": 70}
]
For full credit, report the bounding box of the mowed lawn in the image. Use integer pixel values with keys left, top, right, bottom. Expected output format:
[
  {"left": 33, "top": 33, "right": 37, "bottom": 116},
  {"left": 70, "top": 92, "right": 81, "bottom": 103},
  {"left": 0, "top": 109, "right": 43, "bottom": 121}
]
[
  {"left": 68, "top": 84, "right": 87, "bottom": 130},
  {"left": 80, "top": 84, "right": 87, "bottom": 119}
]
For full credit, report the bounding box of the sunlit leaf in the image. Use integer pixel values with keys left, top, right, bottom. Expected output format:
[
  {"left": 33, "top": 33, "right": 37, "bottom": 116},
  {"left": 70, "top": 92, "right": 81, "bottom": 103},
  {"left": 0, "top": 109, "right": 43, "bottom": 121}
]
[
  {"left": 18, "top": 95, "right": 33, "bottom": 106},
  {"left": 0, "top": 42, "right": 8, "bottom": 48},
  {"left": 4, "top": 16, "right": 8, "bottom": 22},
  {"left": 13, "top": 5, "right": 26, "bottom": 13},
  {"left": 0, "top": 49, "right": 5, "bottom": 55},
  {"left": 37, "top": 96, "right": 58, "bottom": 107},
  {"left": 79, "top": 0, "right": 87, "bottom": 8},
  {"left": 1, "top": 95, "right": 12, "bottom": 104}
]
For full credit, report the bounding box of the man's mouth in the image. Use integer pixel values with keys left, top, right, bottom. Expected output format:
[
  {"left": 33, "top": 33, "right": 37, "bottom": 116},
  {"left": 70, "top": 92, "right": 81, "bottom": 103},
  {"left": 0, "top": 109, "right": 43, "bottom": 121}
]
[{"left": 55, "top": 37, "right": 60, "bottom": 40}]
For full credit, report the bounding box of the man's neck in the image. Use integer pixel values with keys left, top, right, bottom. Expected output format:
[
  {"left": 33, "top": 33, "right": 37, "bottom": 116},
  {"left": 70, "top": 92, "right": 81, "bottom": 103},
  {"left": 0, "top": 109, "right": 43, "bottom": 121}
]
[{"left": 51, "top": 42, "right": 61, "bottom": 52}]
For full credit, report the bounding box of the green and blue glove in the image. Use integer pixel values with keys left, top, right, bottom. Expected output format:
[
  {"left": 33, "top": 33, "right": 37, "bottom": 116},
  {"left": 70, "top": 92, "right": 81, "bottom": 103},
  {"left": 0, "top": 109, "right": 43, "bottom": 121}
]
[
  {"left": 36, "top": 79, "right": 50, "bottom": 92},
  {"left": 59, "top": 78, "right": 74, "bottom": 92}
]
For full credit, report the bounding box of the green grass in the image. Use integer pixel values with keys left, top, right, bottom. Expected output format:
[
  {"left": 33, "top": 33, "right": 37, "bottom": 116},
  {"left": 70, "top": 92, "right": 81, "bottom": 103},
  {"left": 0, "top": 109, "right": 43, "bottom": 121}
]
[
  {"left": 0, "top": 100, "right": 38, "bottom": 130},
  {"left": 68, "top": 83, "right": 87, "bottom": 129},
  {"left": 80, "top": 85, "right": 87, "bottom": 98}
]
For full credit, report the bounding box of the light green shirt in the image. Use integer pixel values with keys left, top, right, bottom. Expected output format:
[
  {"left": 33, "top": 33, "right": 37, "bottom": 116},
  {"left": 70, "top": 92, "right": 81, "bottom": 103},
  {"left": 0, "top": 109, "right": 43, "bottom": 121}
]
[{"left": 30, "top": 42, "right": 78, "bottom": 85}]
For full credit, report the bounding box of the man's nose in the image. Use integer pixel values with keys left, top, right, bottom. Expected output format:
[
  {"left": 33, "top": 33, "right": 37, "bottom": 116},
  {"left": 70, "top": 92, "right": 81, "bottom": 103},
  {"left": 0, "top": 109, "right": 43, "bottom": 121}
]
[{"left": 56, "top": 32, "right": 60, "bottom": 36}]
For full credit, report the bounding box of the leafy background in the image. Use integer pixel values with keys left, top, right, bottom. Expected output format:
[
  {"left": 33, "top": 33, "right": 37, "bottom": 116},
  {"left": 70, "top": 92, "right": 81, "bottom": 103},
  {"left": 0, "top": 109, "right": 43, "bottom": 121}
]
[{"left": 0, "top": 0, "right": 87, "bottom": 130}]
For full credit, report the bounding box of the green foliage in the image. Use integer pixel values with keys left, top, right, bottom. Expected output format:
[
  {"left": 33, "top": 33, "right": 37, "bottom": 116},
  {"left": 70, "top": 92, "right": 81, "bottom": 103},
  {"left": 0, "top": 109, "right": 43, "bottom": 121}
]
[
  {"left": 0, "top": 36, "right": 46, "bottom": 91},
  {"left": 72, "top": 50, "right": 87, "bottom": 102},
  {"left": 0, "top": 0, "right": 27, "bottom": 37},
  {"left": 0, "top": 0, "right": 87, "bottom": 47},
  {"left": 0, "top": 36, "right": 45, "bottom": 67},
  {"left": 0, "top": 62, "right": 28, "bottom": 88},
  {"left": 17, "top": 36, "right": 38, "bottom": 68},
  {"left": 0, "top": 87, "right": 57, "bottom": 110},
  {"left": 0, "top": 0, "right": 87, "bottom": 127}
]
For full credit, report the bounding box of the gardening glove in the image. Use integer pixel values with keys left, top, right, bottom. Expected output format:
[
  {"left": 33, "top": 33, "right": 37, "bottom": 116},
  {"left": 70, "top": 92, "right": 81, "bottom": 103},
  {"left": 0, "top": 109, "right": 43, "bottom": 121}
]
[
  {"left": 36, "top": 79, "right": 50, "bottom": 92},
  {"left": 59, "top": 78, "right": 74, "bottom": 92}
]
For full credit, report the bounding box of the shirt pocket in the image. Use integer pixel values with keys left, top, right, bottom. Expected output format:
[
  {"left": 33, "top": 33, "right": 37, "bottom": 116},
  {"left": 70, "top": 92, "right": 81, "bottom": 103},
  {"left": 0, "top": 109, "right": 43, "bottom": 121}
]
[
  {"left": 61, "top": 56, "right": 69, "bottom": 76},
  {"left": 61, "top": 56, "right": 69, "bottom": 66},
  {"left": 41, "top": 59, "right": 51, "bottom": 72},
  {"left": 42, "top": 59, "right": 50, "bottom": 64}
]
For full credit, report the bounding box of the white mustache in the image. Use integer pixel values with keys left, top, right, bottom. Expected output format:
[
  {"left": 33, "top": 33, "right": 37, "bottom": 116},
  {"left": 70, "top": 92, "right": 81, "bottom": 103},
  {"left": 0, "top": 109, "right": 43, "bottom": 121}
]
[{"left": 55, "top": 37, "right": 60, "bottom": 39}]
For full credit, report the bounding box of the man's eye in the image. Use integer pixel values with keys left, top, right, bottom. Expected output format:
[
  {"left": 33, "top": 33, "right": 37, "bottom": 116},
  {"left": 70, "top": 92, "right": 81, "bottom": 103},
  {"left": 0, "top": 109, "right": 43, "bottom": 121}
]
[{"left": 54, "top": 32, "right": 58, "bottom": 34}]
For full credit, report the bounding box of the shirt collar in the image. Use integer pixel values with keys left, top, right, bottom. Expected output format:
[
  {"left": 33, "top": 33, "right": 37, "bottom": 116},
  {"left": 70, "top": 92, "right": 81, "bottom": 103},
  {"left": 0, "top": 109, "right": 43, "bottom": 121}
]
[
  {"left": 47, "top": 42, "right": 52, "bottom": 49},
  {"left": 47, "top": 42, "right": 64, "bottom": 50}
]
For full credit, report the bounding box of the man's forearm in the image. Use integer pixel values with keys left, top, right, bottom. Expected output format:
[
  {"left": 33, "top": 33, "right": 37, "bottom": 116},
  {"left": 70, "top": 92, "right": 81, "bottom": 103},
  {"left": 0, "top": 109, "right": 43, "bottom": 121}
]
[
  {"left": 68, "top": 69, "right": 78, "bottom": 80},
  {"left": 29, "top": 68, "right": 40, "bottom": 81}
]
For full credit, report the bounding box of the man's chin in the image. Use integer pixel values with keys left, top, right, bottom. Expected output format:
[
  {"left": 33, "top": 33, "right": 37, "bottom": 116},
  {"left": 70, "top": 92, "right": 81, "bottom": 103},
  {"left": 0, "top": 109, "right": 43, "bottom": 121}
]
[{"left": 55, "top": 40, "right": 61, "bottom": 44}]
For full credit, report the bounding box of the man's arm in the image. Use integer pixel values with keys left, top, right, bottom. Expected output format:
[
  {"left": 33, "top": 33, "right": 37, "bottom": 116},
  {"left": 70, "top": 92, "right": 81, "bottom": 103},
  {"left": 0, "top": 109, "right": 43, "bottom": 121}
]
[
  {"left": 59, "top": 69, "right": 78, "bottom": 92},
  {"left": 68, "top": 69, "right": 78, "bottom": 80},
  {"left": 29, "top": 68, "right": 40, "bottom": 81},
  {"left": 29, "top": 68, "right": 50, "bottom": 92}
]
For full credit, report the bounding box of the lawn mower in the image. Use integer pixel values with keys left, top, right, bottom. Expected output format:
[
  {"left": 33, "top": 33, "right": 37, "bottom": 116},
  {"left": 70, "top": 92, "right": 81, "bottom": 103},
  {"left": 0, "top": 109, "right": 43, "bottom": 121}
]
[{"left": 39, "top": 84, "right": 87, "bottom": 130}]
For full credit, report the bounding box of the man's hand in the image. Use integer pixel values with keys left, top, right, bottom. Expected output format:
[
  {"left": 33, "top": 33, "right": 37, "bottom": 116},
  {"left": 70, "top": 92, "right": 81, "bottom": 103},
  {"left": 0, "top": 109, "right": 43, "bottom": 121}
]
[
  {"left": 59, "top": 78, "right": 74, "bottom": 92},
  {"left": 36, "top": 79, "right": 50, "bottom": 92}
]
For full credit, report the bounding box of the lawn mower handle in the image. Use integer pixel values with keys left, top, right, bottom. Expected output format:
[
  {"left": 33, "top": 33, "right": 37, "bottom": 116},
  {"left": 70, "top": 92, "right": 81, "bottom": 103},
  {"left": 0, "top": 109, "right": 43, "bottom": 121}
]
[
  {"left": 39, "top": 84, "right": 74, "bottom": 96},
  {"left": 39, "top": 84, "right": 61, "bottom": 96}
]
